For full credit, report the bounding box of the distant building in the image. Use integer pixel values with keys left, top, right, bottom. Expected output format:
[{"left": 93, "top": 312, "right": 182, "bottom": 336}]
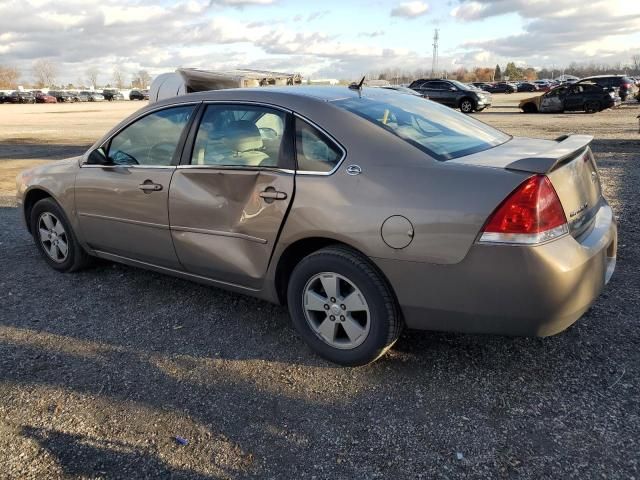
[{"left": 308, "top": 78, "right": 340, "bottom": 85}]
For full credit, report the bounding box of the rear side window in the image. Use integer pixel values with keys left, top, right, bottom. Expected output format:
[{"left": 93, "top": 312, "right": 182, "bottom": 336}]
[
  {"left": 191, "top": 105, "right": 288, "bottom": 168},
  {"left": 333, "top": 92, "right": 510, "bottom": 161},
  {"left": 295, "top": 119, "right": 343, "bottom": 173}
]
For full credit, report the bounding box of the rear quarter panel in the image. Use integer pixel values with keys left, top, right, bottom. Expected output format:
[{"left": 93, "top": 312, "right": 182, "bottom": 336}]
[{"left": 271, "top": 105, "right": 529, "bottom": 266}]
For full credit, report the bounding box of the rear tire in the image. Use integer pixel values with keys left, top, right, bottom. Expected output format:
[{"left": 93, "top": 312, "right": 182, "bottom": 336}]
[
  {"left": 30, "top": 198, "right": 91, "bottom": 273},
  {"left": 287, "top": 246, "right": 402, "bottom": 366},
  {"left": 584, "top": 100, "right": 600, "bottom": 113}
]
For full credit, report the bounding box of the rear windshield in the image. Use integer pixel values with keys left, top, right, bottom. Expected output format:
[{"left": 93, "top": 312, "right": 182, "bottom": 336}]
[{"left": 332, "top": 93, "right": 510, "bottom": 161}]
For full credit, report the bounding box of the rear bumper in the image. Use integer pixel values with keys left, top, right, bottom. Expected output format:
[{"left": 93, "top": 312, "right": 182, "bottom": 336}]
[{"left": 373, "top": 203, "right": 617, "bottom": 337}]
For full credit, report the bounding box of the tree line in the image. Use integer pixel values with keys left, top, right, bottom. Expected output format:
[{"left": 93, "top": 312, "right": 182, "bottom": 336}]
[
  {"left": 372, "top": 56, "right": 640, "bottom": 84},
  {"left": 0, "top": 60, "right": 152, "bottom": 90}
]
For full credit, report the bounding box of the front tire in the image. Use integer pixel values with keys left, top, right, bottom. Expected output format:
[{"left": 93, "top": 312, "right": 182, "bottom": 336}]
[
  {"left": 287, "top": 246, "right": 402, "bottom": 366},
  {"left": 459, "top": 98, "right": 475, "bottom": 113},
  {"left": 30, "top": 198, "right": 91, "bottom": 272}
]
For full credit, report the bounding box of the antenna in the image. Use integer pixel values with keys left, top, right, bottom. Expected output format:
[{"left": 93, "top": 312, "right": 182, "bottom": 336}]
[
  {"left": 431, "top": 29, "right": 439, "bottom": 77},
  {"left": 348, "top": 76, "right": 366, "bottom": 91}
]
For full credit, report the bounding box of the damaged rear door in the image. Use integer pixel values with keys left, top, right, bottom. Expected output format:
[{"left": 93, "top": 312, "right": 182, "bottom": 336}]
[{"left": 168, "top": 103, "right": 295, "bottom": 289}]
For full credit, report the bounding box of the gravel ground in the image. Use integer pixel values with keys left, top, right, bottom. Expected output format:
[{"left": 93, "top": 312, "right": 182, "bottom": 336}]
[{"left": 0, "top": 96, "right": 639, "bottom": 479}]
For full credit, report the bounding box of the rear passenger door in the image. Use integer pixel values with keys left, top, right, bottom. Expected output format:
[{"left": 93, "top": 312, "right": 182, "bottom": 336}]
[
  {"left": 421, "top": 81, "right": 447, "bottom": 104},
  {"left": 168, "top": 103, "right": 295, "bottom": 289}
]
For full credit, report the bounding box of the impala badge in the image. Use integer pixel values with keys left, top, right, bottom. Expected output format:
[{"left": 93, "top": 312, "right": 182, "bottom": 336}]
[
  {"left": 570, "top": 202, "right": 588, "bottom": 217},
  {"left": 346, "top": 165, "right": 362, "bottom": 176}
]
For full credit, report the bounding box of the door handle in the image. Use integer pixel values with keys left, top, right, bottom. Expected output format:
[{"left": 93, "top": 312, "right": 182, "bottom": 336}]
[
  {"left": 259, "top": 189, "right": 287, "bottom": 203},
  {"left": 138, "top": 181, "right": 163, "bottom": 192}
]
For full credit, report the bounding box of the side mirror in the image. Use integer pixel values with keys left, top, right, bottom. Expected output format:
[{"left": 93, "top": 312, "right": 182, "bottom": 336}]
[{"left": 86, "top": 147, "right": 111, "bottom": 165}]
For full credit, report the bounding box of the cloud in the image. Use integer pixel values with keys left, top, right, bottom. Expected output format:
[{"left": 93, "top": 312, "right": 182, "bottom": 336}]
[
  {"left": 390, "top": 1, "right": 429, "bottom": 19},
  {"left": 358, "top": 30, "right": 385, "bottom": 38},
  {"left": 307, "top": 10, "right": 329, "bottom": 21},
  {"left": 451, "top": 0, "right": 640, "bottom": 67},
  {"left": 451, "top": 0, "right": 586, "bottom": 21}
]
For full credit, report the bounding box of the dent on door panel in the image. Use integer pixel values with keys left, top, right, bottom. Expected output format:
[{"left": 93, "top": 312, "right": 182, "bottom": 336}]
[{"left": 169, "top": 168, "right": 294, "bottom": 289}]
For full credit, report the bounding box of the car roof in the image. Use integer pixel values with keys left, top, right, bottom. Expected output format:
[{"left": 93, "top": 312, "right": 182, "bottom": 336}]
[{"left": 155, "top": 85, "right": 407, "bottom": 108}]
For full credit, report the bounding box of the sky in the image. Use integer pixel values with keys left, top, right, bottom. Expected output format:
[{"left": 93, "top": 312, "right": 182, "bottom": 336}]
[{"left": 1, "top": 0, "right": 639, "bottom": 85}]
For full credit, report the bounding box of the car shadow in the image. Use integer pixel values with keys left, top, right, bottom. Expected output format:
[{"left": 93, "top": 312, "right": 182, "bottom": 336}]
[{"left": 21, "top": 426, "right": 221, "bottom": 480}]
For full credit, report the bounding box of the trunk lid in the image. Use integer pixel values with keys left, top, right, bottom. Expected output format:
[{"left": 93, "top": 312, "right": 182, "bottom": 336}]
[{"left": 450, "top": 135, "right": 602, "bottom": 237}]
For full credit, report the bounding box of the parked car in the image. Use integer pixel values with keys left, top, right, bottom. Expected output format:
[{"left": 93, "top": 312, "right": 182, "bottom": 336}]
[
  {"left": 519, "top": 82, "right": 620, "bottom": 113},
  {"left": 0, "top": 92, "right": 10, "bottom": 103},
  {"left": 470, "top": 82, "right": 493, "bottom": 92},
  {"left": 533, "top": 81, "right": 553, "bottom": 92},
  {"left": 102, "top": 89, "right": 125, "bottom": 101},
  {"left": 7, "top": 91, "right": 36, "bottom": 104},
  {"left": 81, "top": 91, "right": 105, "bottom": 102},
  {"left": 35, "top": 92, "right": 57, "bottom": 103},
  {"left": 129, "top": 89, "right": 149, "bottom": 101},
  {"left": 16, "top": 86, "right": 617, "bottom": 365},
  {"left": 576, "top": 75, "right": 638, "bottom": 101},
  {"left": 49, "top": 91, "right": 74, "bottom": 103},
  {"left": 70, "top": 92, "right": 89, "bottom": 102},
  {"left": 409, "top": 79, "right": 491, "bottom": 112},
  {"left": 483, "top": 82, "right": 517, "bottom": 93},
  {"left": 517, "top": 82, "right": 539, "bottom": 92}
]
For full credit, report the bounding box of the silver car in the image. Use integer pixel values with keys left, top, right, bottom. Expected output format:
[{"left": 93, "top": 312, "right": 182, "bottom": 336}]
[{"left": 16, "top": 87, "right": 617, "bottom": 365}]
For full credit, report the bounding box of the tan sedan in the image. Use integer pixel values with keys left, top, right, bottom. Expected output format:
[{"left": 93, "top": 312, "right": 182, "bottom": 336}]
[{"left": 16, "top": 87, "right": 617, "bottom": 365}]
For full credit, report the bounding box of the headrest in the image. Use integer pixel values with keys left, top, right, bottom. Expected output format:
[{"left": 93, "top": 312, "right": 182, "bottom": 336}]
[{"left": 223, "top": 120, "right": 263, "bottom": 153}]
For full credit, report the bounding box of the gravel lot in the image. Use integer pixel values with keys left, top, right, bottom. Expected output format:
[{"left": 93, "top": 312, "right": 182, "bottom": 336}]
[{"left": 1, "top": 95, "right": 639, "bottom": 479}]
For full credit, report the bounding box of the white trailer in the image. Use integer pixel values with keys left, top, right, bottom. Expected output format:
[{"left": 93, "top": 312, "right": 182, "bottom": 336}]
[{"left": 149, "top": 68, "right": 303, "bottom": 103}]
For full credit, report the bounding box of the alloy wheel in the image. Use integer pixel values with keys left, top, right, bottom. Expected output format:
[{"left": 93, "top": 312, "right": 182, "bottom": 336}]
[
  {"left": 38, "top": 212, "right": 69, "bottom": 263},
  {"left": 461, "top": 100, "right": 473, "bottom": 113},
  {"left": 302, "top": 272, "right": 371, "bottom": 350}
]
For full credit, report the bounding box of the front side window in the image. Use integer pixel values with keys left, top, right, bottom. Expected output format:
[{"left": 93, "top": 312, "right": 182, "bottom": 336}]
[
  {"left": 108, "top": 105, "right": 194, "bottom": 166},
  {"left": 191, "top": 105, "right": 288, "bottom": 167},
  {"left": 295, "top": 119, "right": 342, "bottom": 173},
  {"left": 333, "top": 90, "right": 510, "bottom": 161}
]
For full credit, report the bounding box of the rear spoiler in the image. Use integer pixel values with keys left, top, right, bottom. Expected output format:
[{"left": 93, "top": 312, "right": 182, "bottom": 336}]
[{"left": 505, "top": 134, "right": 593, "bottom": 174}]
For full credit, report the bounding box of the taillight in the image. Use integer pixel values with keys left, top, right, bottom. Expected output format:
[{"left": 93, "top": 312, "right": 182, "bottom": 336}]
[
  {"left": 479, "top": 175, "right": 568, "bottom": 245},
  {"left": 622, "top": 82, "right": 632, "bottom": 89}
]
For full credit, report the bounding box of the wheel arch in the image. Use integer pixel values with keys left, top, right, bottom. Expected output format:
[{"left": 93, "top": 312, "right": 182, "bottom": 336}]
[
  {"left": 458, "top": 96, "right": 476, "bottom": 111},
  {"left": 273, "top": 237, "right": 400, "bottom": 309},
  {"left": 23, "top": 187, "right": 55, "bottom": 234}
]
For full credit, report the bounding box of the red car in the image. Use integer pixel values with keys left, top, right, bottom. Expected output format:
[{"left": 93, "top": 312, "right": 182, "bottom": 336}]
[{"left": 35, "top": 92, "right": 57, "bottom": 103}]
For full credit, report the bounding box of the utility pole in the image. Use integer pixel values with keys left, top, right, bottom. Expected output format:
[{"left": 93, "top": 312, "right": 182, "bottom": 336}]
[{"left": 431, "top": 29, "right": 439, "bottom": 78}]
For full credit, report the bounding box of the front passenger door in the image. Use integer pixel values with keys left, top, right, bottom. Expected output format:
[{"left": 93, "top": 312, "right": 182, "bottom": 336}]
[{"left": 75, "top": 105, "right": 197, "bottom": 267}]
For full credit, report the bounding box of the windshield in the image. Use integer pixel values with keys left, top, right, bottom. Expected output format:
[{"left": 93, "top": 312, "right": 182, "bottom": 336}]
[
  {"left": 449, "top": 80, "right": 471, "bottom": 91},
  {"left": 332, "top": 92, "right": 510, "bottom": 161}
]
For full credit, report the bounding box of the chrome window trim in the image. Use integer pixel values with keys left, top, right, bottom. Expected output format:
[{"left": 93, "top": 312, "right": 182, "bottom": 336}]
[
  {"left": 187, "top": 101, "right": 294, "bottom": 171},
  {"left": 80, "top": 101, "right": 201, "bottom": 166},
  {"left": 292, "top": 113, "right": 347, "bottom": 176},
  {"left": 201, "top": 100, "right": 293, "bottom": 114},
  {"left": 187, "top": 101, "right": 347, "bottom": 176},
  {"left": 176, "top": 164, "right": 295, "bottom": 174},
  {"left": 80, "top": 164, "right": 177, "bottom": 170}
]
